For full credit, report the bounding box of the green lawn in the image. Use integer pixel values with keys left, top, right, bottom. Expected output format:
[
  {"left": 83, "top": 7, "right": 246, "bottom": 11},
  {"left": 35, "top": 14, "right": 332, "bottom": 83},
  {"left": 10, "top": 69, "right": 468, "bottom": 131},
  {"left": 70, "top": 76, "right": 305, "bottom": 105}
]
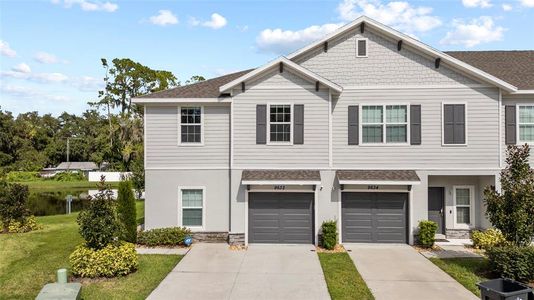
[
  {"left": 429, "top": 257, "right": 494, "bottom": 296},
  {"left": 318, "top": 252, "right": 374, "bottom": 300},
  {"left": 17, "top": 180, "right": 119, "bottom": 190},
  {"left": 0, "top": 200, "right": 180, "bottom": 300}
]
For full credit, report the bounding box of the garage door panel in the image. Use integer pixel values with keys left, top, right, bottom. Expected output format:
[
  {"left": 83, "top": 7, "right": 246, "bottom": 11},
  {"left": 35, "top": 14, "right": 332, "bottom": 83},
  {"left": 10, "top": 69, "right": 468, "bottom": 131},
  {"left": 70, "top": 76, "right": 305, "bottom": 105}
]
[
  {"left": 249, "top": 192, "right": 313, "bottom": 244},
  {"left": 342, "top": 192, "right": 407, "bottom": 244}
]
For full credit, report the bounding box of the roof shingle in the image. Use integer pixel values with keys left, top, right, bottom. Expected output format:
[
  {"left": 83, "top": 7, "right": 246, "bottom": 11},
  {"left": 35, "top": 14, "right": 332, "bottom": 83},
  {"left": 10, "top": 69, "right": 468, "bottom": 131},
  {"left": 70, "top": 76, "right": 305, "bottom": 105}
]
[
  {"left": 242, "top": 170, "right": 321, "bottom": 182},
  {"left": 446, "top": 51, "right": 534, "bottom": 90},
  {"left": 336, "top": 170, "right": 420, "bottom": 182}
]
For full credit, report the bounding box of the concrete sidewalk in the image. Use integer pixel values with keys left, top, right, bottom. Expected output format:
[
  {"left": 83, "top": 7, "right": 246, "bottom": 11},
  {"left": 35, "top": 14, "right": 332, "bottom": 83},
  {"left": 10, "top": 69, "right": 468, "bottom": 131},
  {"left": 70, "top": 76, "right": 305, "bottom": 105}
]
[
  {"left": 147, "top": 243, "right": 330, "bottom": 300},
  {"left": 345, "top": 244, "right": 478, "bottom": 300}
]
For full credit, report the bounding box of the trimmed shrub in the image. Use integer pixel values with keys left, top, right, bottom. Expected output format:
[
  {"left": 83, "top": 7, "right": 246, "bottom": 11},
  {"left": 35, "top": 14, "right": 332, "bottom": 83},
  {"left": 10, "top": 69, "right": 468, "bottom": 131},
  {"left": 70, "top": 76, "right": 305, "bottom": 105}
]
[
  {"left": 77, "top": 179, "right": 120, "bottom": 250},
  {"left": 0, "top": 182, "right": 30, "bottom": 232},
  {"left": 6, "top": 171, "right": 40, "bottom": 182},
  {"left": 70, "top": 242, "right": 138, "bottom": 278},
  {"left": 4, "top": 215, "right": 42, "bottom": 233},
  {"left": 417, "top": 220, "right": 438, "bottom": 248},
  {"left": 321, "top": 220, "right": 337, "bottom": 250},
  {"left": 137, "top": 227, "right": 191, "bottom": 247},
  {"left": 51, "top": 171, "right": 86, "bottom": 182},
  {"left": 471, "top": 228, "right": 506, "bottom": 250},
  {"left": 117, "top": 180, "right": 137, "bottom": 243},
  {"left": 486, "top": 245, "right": 534, "bottom": 282}
]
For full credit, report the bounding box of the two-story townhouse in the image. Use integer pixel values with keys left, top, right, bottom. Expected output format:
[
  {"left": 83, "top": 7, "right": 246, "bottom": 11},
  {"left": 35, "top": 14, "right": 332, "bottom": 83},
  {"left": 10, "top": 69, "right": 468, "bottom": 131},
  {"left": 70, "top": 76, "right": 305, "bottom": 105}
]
[{"left": 133, "top": 16, "right": 534, "bottom": 245}]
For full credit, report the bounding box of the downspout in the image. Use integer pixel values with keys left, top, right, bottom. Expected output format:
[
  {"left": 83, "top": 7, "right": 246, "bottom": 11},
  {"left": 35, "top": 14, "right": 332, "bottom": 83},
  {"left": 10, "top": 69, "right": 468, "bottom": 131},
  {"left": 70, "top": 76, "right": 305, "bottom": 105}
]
[
  {"left": 228, "top": 96, "right": 233, "bottom": 234},
  {"left": 498, "top": 89, "right": 502, "bottom": 169}
]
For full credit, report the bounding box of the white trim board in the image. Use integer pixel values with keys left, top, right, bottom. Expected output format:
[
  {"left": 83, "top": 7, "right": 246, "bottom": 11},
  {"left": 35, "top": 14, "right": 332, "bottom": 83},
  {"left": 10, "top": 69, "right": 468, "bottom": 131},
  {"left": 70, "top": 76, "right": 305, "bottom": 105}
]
[
  {"left": 286, "top": 16, "right": 516, "bottom": 92},
  {"left": 133, "top": 98, "right": 231, "bottom": 104},
  {"left": 241, "top": 180, "right": 321, "bottom": 185},
  {"left": 338, "top": 180, "right": 420, "bottom": 185}
]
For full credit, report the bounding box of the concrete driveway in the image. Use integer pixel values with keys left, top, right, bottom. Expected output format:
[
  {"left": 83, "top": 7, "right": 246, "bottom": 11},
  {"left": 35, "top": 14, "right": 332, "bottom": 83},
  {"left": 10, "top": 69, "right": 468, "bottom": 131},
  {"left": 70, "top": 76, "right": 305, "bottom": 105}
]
[
  {"left": 345, "top": 244, "right": 478, "bottom": 300},
  {"left": 147, "top": 243, "right": 330, "bottom": 300}
]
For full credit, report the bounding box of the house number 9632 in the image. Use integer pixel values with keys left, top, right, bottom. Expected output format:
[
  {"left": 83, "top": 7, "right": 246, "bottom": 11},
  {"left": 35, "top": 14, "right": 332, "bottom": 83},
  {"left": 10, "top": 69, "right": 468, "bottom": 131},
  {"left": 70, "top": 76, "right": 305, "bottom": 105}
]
[{"left": 274, "top": 185, "right": 286, "bottom": 190}]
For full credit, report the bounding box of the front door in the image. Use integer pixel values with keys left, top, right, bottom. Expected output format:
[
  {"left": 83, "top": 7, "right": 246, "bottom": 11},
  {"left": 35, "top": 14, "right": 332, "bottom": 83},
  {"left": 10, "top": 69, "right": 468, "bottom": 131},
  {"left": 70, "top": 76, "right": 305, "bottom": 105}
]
[{"left": 428, "top": 187, "right": 445, "bottom": 234}]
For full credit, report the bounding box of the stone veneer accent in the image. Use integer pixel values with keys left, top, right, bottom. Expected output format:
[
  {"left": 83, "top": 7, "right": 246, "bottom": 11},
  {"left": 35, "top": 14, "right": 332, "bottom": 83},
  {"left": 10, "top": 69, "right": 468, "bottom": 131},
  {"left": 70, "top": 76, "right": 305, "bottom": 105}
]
[
  {"left": 192, "top": 232, "right": 228, "bottom": 243},
  {"left": 446, "top": 229, "right": 472, "bottom": 239},
  {"left": 228, "top": 233, "right": 245, "bottom": 246}
]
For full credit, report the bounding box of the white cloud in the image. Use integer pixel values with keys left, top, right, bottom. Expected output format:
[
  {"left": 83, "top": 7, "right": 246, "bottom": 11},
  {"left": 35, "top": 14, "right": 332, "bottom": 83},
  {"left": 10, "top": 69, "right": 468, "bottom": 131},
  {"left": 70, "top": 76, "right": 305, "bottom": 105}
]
[
  {"left": 0, "top": 40, "right": 17, "bottom": 57},
  {"left": 502, "top": 3, "right": 513, "bottom": 10},
  {"left": 0, "top": 84, "right": 70, "bottom": 102},
  {"left": 520, "top": 0, "right": 534, "bottom": 7},
  {"left": 53, "top": 0, "right": 118, "bottom": 12},
  {"left": 256, "top": 23, "right": 343, "bottom": 54},
  {"left": 440, "top": 16, "right": 505, "bottom": 48},
  {"left": 337, "top": 0, "right": 442, "bottom": 35},
  {"left": 12, "top": 63, "right": 32, "bottom": 74},
  {"left": 149, "top": 10, "right": 179, "bottom": 26},
  {"left": 237, "top": 25, "right": 249, "bottom": 32},
  {"left": 34, "top": 51, "right": 67, "bottom": 64},
  {"left": 462, "top": 0, "right": 492, "bottom": 8},
  {"left": 32, "top": 72, "right": 69, "bottom": 83},
  {"left": 70, "top": 76, "right": 103, "bottom": 92},
  {"left": 190, "top": 13, "right": 228, "bottom": 29}
]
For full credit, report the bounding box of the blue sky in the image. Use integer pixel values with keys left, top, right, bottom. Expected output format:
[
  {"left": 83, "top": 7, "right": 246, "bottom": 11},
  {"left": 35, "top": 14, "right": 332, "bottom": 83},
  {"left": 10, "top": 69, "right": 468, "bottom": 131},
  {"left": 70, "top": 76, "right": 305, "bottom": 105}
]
[{"left": 1, "top": 0, "right": 533, "bottom": 116}]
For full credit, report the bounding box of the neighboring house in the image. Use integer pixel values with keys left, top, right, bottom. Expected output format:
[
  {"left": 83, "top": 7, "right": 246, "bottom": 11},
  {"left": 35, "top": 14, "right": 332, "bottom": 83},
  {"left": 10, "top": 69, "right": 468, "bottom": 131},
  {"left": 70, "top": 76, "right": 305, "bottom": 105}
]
[
  {"left": 133, "top": 16, "right": 534, "bottom": 245},
  {"left": 42, "top": 161, "right": 99, "bottom": 177}
]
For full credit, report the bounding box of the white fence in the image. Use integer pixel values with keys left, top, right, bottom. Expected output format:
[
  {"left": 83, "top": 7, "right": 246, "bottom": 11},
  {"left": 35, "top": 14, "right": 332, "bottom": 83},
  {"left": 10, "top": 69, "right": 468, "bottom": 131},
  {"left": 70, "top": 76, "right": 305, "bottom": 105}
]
[{"left": 88, "top": 172, "right": 132, "bottom": 182}]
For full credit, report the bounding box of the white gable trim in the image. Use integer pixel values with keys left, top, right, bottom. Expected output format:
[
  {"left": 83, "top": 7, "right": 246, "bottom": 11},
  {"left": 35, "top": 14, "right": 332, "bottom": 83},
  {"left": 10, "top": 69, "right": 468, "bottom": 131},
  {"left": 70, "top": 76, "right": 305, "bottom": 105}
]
[
  {"left": 219, "top": 56, "right": 343, "bottom": 94},
  {"left": 286, "top": 16, "right": 517, "bottom": 93}
]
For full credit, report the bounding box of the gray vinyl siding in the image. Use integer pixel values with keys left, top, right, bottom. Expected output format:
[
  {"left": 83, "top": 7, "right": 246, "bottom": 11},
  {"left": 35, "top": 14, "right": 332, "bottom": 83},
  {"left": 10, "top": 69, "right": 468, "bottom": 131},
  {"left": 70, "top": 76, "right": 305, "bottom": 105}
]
[
  {"left": 501, "top": 93, "right": 534, "bottom": 165},
  {"left": 333, "top": 87, "right": 500, "bottom": 168},
  {"left": 145, "top": 105, "right": 230, "bottom": 168},
  {"left": 294, "top": 27, "right": 480, "bottom": 87},
  {"left": 232, "top": 67, "right": 330, "bottom": 168}
]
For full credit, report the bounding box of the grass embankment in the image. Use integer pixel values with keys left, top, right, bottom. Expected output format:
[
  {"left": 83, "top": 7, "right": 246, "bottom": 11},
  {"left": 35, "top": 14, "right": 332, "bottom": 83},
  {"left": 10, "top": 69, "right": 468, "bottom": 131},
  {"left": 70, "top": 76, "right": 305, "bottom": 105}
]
[
  {"left": 0, "top": 201, "right": 180, "bottom": 300},
  {"left": 429, "top": 257, "right": 493, "bottom": 296},
  {"left": 318, "top": 252, "right": 374, "bottom": 300}
]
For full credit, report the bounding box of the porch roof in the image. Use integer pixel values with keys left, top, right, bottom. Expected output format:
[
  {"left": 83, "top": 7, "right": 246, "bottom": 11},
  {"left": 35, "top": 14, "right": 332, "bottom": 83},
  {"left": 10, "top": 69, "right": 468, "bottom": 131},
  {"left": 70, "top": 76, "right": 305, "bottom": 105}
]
[{"left": 336, "top": 170, "right": 420, "bottom": 185}]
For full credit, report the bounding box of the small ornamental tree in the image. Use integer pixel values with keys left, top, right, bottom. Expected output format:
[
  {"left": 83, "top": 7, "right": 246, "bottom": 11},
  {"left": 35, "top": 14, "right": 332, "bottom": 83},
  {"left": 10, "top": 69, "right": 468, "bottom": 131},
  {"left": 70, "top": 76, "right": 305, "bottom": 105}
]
[
  {"left": 77, "top": 176, "right": 120, "bottom": 249},
  {"left": 0, "top": 180, "right": 30, "bottom": 232},
  {"left": 484, "top": 145, "right": 534, "bottom": 247},
  {"left": 117, "top": 180, "right": 137, "bottom": 243}
]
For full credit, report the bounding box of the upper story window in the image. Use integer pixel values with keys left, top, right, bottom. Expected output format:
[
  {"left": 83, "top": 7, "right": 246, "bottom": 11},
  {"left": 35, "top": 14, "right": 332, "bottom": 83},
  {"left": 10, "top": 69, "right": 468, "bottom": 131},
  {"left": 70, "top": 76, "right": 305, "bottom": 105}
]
[
  {"left": 179, "top": 107, "right": 203, "bottom": 145},
  {"left": 361, "top": 105, "right": 408, "bottom": 144},
  {"left": 518, "top": 105, "right": 534, "bottom": 142},
  {"left": 356, "top": 38, "right": 368, "bottom": 57},
  {"left": 442, "top": 103, "right": 466, "bottom": 145},
  {"left": 268, "top": 104, "right": 292, "bottom": 143}
]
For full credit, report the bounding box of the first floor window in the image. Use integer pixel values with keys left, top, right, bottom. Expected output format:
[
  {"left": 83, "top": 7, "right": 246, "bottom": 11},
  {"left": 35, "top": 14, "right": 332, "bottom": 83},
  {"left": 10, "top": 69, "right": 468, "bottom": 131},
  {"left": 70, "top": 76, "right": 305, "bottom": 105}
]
[
  {"left": 519, "top": 105, "right": 534, "bottom": 142},
  {"left": 180, "top": 107, "right": 202, "bottom": 144},
  {"left": 362, "top": 105, "right": 407, "bottom": 144},
  {"left": 181, "top": 189, "right": 203, "bottom": 227},
  {"left": 269, "top": 104, "right": 291, "bottom": 142},
  {"left": 455, "top": 187, "right": 472, "bottom": 225}
]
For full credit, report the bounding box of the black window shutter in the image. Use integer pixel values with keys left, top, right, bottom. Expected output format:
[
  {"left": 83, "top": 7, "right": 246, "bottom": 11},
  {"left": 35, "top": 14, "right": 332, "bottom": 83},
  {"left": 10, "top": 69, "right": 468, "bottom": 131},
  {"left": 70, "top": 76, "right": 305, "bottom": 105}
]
[
  {"left": 410, "top": 105, "right": 421, "bottom": 145},
  {"left": 348, "top": 105, "right": 359, "bottom": 145},
  {"left": 505, "top": 105, "right": 516, "bottom": 145},
  {"left": 256, "top": 105, "right": 266, "bottom": 144},
  {"left": 294, "top": 105, "right": 304, "bottom": 144},
  {"left": 443, "top": 104, "right": 466, "bottom": 144}
]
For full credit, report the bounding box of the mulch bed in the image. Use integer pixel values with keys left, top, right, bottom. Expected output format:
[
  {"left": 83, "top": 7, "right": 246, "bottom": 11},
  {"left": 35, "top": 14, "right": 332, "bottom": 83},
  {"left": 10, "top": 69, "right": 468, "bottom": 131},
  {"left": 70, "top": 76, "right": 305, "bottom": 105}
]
[{"left": 316, "top": 244, "right": 346, "bottom": 253}]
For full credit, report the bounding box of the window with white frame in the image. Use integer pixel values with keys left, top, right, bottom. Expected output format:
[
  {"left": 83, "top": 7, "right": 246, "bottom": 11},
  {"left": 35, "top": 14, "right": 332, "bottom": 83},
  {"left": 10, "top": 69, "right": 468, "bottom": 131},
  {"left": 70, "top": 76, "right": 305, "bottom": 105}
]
[
  {"left": 269, "top": 104, "right": 291, "bottom": 143},
  {"left": 518, "top": 105, "right": 534, "bottom": 142},
  {"left": 454, "top": 186, "right": 473, "bottom": 225},
  {"left": 180, "top": 107, "right": 202, "bottom": 144},
  {"left": 361, "top": 105, "right": 408, "bottom": 144},
  {"left": 181, "top": 189, "right": 203, "bottom": 227}
]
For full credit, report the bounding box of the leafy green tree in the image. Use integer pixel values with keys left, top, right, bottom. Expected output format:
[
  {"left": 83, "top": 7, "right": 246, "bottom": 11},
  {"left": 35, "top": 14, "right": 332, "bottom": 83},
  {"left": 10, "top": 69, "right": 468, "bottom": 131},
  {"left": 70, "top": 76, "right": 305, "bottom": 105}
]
[
  {"left": 77, "top": 177, "right": 120, "bottom": 249},
  {"left": 185, "top": 75, "right": 206, "bottom": 85},
  {"left": 484, "top": 145, "right": 534, "bottom": 247},
  {"left": 117, "top": 179, "right": 137, "bottom": 243},
  {"left": 0, "top": 180, "right": 30, "bottom": 232},
  {"left": 130, "top": 156, "right": 144, "bottom": 199}
]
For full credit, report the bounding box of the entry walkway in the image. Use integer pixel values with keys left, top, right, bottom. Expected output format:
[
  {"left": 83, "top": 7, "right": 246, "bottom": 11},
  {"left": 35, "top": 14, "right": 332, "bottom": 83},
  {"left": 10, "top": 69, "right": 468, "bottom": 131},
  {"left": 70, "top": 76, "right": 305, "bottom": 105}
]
[
  {"left": 147, "top": 243, "right": 330, "bottom": 300},
  {"left": 345, "top": 244, "right": 478, "bottom": 300}
]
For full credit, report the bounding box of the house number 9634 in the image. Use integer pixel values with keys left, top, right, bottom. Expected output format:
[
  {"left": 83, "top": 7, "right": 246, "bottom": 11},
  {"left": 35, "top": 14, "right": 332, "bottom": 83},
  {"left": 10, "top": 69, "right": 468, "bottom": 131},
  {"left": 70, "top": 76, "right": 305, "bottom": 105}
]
[
  {"left": 367, "top": 185, "right": 379, "bottom": 190},
  {"left": 274, "top": 185, "right": 286, "bottom": 190}
]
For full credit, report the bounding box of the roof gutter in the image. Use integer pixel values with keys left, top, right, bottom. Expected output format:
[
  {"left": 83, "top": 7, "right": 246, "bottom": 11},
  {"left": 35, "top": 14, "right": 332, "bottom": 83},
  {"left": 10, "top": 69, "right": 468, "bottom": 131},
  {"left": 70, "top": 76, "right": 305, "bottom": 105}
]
[{"left": 131, "top": 97, "right": 232, "bottom": 104}]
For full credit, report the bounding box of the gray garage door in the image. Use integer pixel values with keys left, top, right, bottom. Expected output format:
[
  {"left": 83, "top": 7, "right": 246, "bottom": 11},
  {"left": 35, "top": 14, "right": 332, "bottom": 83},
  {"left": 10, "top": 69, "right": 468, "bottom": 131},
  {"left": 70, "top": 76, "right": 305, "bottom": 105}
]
[
  {"left": 342, "top": 192, "right": 407, "bottom": 243},
  {"left": 248, "top": 192, "right": 314, "bottom": 244}
]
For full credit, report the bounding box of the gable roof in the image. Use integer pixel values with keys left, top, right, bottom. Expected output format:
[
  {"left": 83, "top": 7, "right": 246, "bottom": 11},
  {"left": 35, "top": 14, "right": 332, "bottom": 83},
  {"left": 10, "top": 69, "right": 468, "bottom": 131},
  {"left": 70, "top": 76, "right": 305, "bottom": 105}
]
[
  {"left": 137, "top": 69, "right": 253, "bottom": 99},
  {"left": 219, "top": 57, "right": 343, "bottom": 93},
  {"left": 286, "top": 16, "right": 517, "bottom": 92},
  {"left": 446, "top": 51, "right": 534, "bottom": 90},
  {"left": 56, "top": 162, "right": 98, "bottom": 170}
]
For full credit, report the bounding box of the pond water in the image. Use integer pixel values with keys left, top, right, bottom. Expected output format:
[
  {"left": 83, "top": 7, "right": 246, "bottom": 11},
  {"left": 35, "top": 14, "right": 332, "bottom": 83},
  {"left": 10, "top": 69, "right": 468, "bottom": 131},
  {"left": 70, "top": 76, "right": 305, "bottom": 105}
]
[{"left": 28, "top": 188, "right": 119, "bottom": 216}]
